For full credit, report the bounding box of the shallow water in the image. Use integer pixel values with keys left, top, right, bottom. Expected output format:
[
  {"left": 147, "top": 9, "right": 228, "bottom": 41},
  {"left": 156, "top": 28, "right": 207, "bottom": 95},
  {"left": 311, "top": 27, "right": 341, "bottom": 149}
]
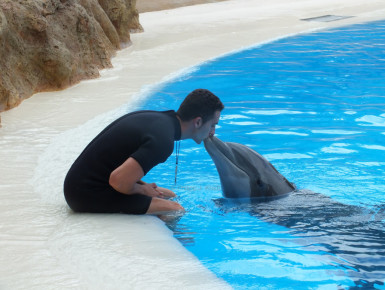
[{"left": 141, "top": 20, "right": 385, "bottom": 289}]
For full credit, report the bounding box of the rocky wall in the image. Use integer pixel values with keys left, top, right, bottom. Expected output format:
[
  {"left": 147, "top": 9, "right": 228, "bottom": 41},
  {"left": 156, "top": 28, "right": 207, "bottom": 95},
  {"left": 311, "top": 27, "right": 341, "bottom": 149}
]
[{"left": 0, "top": 0, "right": 142, "bottom": 112}]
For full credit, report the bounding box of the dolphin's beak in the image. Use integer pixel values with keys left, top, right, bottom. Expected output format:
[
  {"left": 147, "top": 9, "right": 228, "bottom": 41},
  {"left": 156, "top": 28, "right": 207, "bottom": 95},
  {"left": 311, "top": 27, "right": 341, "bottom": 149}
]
[
  {"left": 203, "top": 136, "right": 252, "bottom": 198},
  {"left": 204, "top": 136, "right": 218, "bottom": 156},
  {"left": 203, "top": 136, "right": 219, "bottom": 153},
  {"left": 203, "top": 135, "right": 219, "bottom": 146},
  {"left": 204, "top": 136, "right": 234, "bottom": 162},
  {"left": 203, "top": 135, "right": 213, "bottom": 147}
]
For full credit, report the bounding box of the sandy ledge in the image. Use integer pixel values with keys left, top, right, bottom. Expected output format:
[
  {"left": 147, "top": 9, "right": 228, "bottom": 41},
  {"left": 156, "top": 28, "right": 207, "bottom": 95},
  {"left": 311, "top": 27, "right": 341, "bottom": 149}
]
[
  {"left": 136, "top": 0, "right": 229, "bottom": 13},
  {"left": 1, "top": 0, "right": 385, "bottom": 289}
]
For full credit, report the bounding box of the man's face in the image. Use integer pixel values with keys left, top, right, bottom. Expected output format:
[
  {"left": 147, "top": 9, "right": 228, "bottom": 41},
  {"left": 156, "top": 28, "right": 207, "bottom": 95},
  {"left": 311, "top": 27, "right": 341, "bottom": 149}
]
[{"left": 193, "top": 110, "right": 221, "bottom": 144}]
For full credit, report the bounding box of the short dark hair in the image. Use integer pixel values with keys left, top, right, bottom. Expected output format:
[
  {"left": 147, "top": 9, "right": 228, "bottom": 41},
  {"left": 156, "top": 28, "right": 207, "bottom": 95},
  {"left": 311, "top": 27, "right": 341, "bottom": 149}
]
[{"left": 176, "top": 89, "right": 224, "bottom": 123}]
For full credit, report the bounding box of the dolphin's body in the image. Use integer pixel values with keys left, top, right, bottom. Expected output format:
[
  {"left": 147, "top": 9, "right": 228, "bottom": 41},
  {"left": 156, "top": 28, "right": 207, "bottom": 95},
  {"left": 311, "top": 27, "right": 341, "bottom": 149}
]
[
  {"left": 203, "top": 136, "right": 295, "bottom": 199},
  {"left": 202, "top": 136, "right": 385, "bottom": 288}
]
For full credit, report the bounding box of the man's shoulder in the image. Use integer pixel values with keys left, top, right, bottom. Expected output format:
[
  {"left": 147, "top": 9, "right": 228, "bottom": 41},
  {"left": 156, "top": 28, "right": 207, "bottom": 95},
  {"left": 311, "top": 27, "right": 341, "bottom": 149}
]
[
  {"left": 112, "top": 109, "right": 178, "bottom": 144},
  {"left": 125, "top": 109, "right": 175, "bottom": 116},
  {"left": 120, "top": 110, "right": 174, "bottom": 121}
]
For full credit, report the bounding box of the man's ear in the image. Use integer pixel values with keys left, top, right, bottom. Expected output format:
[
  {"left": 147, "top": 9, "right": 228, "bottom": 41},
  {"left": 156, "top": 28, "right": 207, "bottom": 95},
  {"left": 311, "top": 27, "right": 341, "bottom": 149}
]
[{"left": 194, "top": 116, "right": 203, "bottom": 128}]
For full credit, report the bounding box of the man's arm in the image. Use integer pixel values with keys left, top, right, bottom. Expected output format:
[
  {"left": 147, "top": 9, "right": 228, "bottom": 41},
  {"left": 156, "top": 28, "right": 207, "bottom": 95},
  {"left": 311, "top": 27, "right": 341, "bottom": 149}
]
[{"left": 109, "top": 157, "right": 160, "bottom": 197}]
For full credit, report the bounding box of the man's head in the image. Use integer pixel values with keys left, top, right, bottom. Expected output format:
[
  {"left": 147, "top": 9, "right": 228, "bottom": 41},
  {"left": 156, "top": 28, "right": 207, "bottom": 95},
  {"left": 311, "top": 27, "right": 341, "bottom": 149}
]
[
  {"left": 177, "top": 89, "right": 224, "bottom": 123},
  {"left": 177, "top": 89, "right": 224, "bottom": 144}
]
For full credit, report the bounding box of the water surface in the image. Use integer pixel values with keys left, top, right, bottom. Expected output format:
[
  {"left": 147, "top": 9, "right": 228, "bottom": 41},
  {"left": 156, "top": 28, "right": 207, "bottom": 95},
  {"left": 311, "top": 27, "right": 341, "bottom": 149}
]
[{"left": 142, "top": 20, "right": 385, "bottom": 289}]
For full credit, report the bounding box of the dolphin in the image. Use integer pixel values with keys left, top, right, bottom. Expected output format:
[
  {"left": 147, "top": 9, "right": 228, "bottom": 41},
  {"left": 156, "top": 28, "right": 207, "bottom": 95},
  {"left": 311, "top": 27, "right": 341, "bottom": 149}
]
[
  {"left": 203, "top": 136, "right": 295, "bottom": 199},
  {"left": 201, "top": 136, "right": 385, "bottom": 288}
]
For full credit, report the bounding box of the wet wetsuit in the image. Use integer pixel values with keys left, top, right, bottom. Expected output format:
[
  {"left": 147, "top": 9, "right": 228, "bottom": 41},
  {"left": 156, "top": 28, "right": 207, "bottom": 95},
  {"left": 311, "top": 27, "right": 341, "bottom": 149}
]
[{"left": 64, "top": 110, "right": 181, "bottom": 214}]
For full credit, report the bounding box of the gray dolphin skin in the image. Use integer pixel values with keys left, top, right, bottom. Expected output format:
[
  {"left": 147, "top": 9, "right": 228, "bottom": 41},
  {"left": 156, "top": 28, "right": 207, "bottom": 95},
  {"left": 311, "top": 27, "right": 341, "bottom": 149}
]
[
  {"left": 203, "top": 136, "right": 295, "bottom": 199},
  {"left": 200, "top": 136, "right": 385, "bottom": 288}
]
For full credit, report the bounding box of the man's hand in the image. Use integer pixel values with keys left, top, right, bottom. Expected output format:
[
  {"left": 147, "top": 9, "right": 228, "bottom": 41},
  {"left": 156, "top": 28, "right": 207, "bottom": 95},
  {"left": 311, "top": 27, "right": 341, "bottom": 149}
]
[
  {"left": 140, "top": 182, "right": 161, "bottom": 197},
  {"left": 139, "top": 182, "right": 176, "bottom": 199},
  {"left": 155, "top": 186, "right": 176, "bottom": 199}
]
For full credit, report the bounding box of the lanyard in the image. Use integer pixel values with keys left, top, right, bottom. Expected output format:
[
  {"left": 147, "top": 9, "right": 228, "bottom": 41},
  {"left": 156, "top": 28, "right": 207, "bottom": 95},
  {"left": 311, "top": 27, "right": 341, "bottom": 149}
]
[{"left": 174, "top": 141, "right": 181, "bottom": 185}]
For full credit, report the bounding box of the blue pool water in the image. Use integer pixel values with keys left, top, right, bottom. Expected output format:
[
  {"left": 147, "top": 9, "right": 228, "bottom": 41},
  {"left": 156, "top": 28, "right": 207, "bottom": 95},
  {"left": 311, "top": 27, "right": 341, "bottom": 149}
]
[{"left": 140, "top": 20, "right": 385, "bottom": 289}]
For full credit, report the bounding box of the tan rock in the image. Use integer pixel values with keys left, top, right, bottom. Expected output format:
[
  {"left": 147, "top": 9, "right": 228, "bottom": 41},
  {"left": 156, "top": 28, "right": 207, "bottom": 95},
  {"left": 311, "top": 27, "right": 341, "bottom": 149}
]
[{"left": 0, "top": 0, "right": 141, "bottom": 113}]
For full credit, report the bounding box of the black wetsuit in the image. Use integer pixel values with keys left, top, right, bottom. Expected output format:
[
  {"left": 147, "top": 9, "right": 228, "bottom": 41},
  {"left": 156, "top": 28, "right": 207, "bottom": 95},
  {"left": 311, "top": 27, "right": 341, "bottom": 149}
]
[{"left": 64, "top": 110, "right": 181, "bottom": 214}]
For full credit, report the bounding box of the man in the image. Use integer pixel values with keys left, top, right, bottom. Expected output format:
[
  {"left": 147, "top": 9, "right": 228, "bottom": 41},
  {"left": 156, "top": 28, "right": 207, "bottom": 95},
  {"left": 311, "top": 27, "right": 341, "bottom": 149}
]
[{"left": 64, "top": 89, "right": 224, "bottom": 214}]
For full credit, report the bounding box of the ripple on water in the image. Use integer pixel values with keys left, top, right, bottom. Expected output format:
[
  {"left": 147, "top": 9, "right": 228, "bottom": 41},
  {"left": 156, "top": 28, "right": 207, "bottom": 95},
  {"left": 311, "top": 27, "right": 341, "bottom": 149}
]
[{"left": 138, "top": 20, "right": 385, "bottom": 289}]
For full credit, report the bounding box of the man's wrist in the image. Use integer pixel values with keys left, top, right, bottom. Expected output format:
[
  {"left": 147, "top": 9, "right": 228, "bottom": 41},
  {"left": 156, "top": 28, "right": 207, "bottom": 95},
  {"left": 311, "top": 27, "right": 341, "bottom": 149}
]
[{"left": 131, "top": 182, "right": 144, "bottom": 195}]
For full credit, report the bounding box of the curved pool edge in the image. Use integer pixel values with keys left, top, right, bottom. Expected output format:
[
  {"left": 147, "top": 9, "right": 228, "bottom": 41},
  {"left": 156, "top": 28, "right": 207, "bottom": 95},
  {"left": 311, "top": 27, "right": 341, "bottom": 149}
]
[{"left": 30, "top": 101, "right": 232, "bottom": 289}]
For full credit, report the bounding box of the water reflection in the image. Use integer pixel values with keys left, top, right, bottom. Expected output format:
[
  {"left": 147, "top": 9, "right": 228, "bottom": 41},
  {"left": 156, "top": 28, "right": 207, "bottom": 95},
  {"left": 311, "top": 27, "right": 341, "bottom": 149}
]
[
  {"left": 145, "top": 19, "right": 385, "bottom": 289},
  {"left": 170, "top": 190, "right": 385, "bottom": 288}
]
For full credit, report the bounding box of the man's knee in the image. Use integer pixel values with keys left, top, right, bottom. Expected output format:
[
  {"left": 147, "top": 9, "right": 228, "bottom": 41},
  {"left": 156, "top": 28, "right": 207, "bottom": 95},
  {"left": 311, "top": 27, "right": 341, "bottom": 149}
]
[{"left": 146, "top": 197, "right": 184, "bottom": 214}]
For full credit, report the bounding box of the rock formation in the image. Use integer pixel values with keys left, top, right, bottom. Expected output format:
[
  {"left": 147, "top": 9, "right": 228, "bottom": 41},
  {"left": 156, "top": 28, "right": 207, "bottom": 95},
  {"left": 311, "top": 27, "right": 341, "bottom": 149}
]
[{"left": 0, "top": 0, "right": 142, "bottom": 112}]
